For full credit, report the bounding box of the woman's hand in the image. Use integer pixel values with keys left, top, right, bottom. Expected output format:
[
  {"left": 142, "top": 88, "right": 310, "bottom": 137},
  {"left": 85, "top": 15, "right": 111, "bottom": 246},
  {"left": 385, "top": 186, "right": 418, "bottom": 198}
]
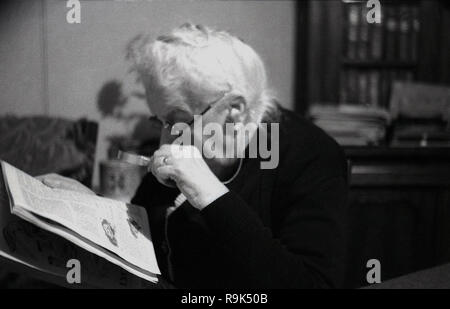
[
  {"left": 150, "top": 144, "right": 228, "bottom": 210},
  {"left": 36, "top": 173, "right": 97, "bottom": 196}
]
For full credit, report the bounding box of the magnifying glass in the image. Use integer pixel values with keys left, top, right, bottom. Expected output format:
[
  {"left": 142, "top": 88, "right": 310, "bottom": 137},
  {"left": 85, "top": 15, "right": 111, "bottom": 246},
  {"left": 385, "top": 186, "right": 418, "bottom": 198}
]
[
  {"left": 116, "top": 90, "right": 236, "bottom": 190},
  {"left": 117, "top": 150, "right": 152, "bottom": 170},
  {"left": 118, "top": 150, "right": 179, "bottom": 189}
]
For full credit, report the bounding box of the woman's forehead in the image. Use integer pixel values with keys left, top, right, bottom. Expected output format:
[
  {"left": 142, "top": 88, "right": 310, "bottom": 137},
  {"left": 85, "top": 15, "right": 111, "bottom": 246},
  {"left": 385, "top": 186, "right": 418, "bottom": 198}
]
[
  {"left": 145, "top": 79, "right": 220, "bottom": 118},
  {"left": 149, "top": 94, "right": 194, "bottom": 119},
  {"left": 149, "top": 90, "right": 211, "bottom": 117}
]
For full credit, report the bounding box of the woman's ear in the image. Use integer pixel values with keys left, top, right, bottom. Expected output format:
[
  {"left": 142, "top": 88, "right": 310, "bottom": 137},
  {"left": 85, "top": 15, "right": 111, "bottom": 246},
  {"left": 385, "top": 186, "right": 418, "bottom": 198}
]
[{"left": 227, "top": 95, "right": 246, "bottom": 123}]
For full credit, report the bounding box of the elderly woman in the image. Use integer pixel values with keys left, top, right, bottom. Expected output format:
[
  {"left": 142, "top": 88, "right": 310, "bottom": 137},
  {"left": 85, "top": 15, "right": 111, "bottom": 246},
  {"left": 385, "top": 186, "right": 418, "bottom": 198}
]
[
  {"left": 128, "top": 23, "right": 348, "bottom": 289},
  {"left": 44, "top": 23, "right": 348, "bottom": 288}
]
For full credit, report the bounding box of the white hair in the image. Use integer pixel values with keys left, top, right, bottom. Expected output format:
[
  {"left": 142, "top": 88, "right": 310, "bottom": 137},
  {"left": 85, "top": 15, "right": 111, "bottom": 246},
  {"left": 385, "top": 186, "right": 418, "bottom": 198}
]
[{"left": 126, "top": 23, "right": 278, "bottom": 123}]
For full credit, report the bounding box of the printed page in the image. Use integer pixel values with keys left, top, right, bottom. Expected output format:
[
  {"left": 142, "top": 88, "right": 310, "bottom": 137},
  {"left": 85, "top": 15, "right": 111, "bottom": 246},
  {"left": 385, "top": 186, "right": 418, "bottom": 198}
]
[
  {"left": 0, "top": 166, "right": 154, "bottom": 287},
  {"left": 11, "top": 205, "right": 158, "bottom": 283},
  {"left": 1, "top": 161, "right": 160, "bottom": 276}
]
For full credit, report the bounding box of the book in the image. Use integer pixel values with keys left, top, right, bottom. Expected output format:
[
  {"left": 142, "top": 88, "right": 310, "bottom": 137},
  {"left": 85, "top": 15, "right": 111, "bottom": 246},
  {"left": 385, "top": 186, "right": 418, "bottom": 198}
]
[
  {"left": 358, "top": 5, "right": 370, "bottom": 60},
  {"left": 378, "top": 70, "right": 388, "bottom": 108},
  {"left": 398, "top": 5, "right": 411, "bottom": 62},
  {"left": 384, "top": 5, "right": 399, "bottom": 61},
  {"left": 410, "top": 6, "right": 420, "bottom": 62},
  {"left": 390, "top": 81, "right": 450, "bottom": 120},
  {"left": 0, "top": 160, "right": 160, "bottom": 288},
  {"left": 369, "top": 18, "right": 384, "bottom": 61},
  {"left": 347, "top": 69, "right": 359, "bottom": 104},
  {"left": 346, "top": 4, "right": 360, "bottom": 60},
  {"left": 369, "top": 70, "right": 380, "bottom": 107},
  {"left": 340, "top": 70, "right": 349, "bottom": 104},
  {"left": 358, "top": 71, "right": 369, "bottom": 105},
  {"left": 309, "top": 104, "right": 391, "bottom": 146}
]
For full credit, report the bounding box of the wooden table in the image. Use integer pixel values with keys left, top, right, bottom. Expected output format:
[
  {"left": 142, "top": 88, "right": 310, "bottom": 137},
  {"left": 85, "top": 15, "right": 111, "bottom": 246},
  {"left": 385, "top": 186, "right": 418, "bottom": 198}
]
[{"left": 365, "top": 262, "right": 450, "bottom": 289}]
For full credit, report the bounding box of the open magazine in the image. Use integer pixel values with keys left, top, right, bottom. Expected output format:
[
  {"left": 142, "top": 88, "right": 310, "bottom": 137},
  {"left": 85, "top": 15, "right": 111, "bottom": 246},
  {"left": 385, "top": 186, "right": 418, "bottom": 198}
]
[{"left": 0, "top": 160, "right": 160, "bottom": 288}]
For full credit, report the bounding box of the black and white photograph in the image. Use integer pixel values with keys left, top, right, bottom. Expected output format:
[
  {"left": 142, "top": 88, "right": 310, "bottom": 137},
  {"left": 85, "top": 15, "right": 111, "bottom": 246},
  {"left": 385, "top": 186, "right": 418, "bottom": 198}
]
[{"left": 0, "top": 0, "right": 449, "bottom": 295}]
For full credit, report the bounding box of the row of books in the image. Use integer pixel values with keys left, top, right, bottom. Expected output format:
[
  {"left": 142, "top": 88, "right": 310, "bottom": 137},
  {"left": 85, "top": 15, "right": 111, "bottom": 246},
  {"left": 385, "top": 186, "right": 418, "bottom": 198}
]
[
  {"left": 309, "top": 104, "right": 391, "bottom": 146},
  {"left": 340, "top": 69, "right": 414, "bottom": 108},
  {"left": 344, "top": 2, "right": 420, "bottom": 62}
]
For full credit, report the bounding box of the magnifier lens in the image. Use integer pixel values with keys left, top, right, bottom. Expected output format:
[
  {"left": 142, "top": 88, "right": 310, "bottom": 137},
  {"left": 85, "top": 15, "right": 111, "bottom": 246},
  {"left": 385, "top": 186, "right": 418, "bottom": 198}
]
[{"left": 117, "top": 150, "right": 151, "bottom": 167}]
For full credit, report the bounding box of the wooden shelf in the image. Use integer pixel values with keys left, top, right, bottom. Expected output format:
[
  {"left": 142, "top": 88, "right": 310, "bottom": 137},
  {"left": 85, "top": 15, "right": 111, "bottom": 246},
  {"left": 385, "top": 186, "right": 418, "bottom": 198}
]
[
  {"left": 344, "top": 146, "right": 450, "bottom": 158},
  {"left": 342, "top": 60, "right": 418, "bottom": 69},
  {"left": 344, "top": 146, "right": 450, "bottom": 187}
]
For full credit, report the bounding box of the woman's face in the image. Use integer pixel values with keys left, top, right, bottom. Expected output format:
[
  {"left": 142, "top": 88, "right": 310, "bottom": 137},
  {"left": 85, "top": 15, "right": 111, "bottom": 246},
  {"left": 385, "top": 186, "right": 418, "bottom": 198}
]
[{"left": 145, "top": 83, "right": 242, "bottom": 169}]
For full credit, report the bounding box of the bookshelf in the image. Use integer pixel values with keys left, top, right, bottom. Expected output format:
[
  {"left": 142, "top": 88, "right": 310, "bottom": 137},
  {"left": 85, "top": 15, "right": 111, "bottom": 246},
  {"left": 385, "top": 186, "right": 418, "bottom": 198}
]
[
  {"left": 300, "top": 0, "right": 450, "bottom": 113},
  {"left": 295, "top": 1, "right": 450, "bottom": 288},
  {"left": 296, "top": 0, "right": 450, "bottom": 288},
  {"left": 340, "top": 0, "right": 420, "bottom": 108}
]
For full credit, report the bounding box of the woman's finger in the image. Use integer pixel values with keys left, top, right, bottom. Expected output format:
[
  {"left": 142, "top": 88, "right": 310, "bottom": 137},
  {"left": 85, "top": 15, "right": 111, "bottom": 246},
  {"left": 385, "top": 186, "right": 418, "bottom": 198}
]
[
  {"left": 154, "top": 145, "right": 172, "bottom": 157},
  {"left": 39, "top": 173, "right": 77, "bottom": 184},
  {"left": 151, "top": 153, "right": 174, "bottom": 172},
  {"left": 42, "top": 178, "right": 72, "bottom": 190},
  {"left": 36, "top": 173, "right": 60, "bottom": 182},
  {"left": 41, "top": 178, "right": 58, "bottom": 188},
  {"left": 39, "top": 174, "right": 96, "bottom": 195},
  {"left": 154, "top": 165, "right": 177, "bottom": 187},
  {"left": 156, "top": 164, "right": 176, "bottom": 178},
  {"left": 36, "top": 174, "right": 48, "bottom": 181},
  {"left": 150, "top": 155, "right": 162, "bottom": 176}
]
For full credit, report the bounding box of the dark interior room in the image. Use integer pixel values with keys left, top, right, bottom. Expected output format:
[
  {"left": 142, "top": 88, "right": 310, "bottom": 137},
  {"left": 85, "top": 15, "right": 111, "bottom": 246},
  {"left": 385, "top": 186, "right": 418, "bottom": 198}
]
[{"left": 0, "top": 0, "right": 449, "bottom": 292}]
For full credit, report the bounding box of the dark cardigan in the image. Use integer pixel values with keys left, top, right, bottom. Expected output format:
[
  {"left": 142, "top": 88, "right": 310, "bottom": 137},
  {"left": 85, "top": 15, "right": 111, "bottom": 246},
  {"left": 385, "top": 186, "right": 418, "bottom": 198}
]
[{"left": 131, "top": 108, "right": 348, "bottom": 288}]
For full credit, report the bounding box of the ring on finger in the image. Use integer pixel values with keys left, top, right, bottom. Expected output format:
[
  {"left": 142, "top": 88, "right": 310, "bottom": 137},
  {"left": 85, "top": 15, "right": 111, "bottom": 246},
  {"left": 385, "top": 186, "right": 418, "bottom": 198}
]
[{"left": 160, "top": 156, "right": 169, "bottom": 165}]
